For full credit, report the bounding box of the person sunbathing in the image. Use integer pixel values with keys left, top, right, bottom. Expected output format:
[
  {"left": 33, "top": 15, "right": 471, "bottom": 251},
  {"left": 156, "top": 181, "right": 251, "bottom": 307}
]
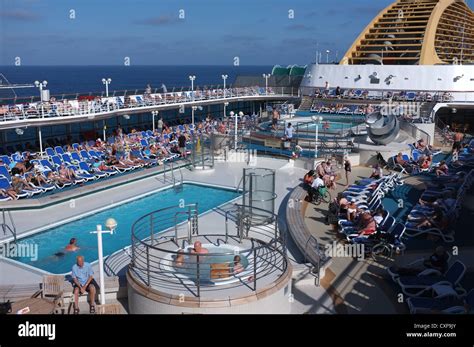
[
  {"left": 435, "top": 160, "right": 449, "bottom": 177},
  {"left": 128, "top": 151, "right": 147, "bottom": 166},
  {"left": 27, "top": 171, "right": 50, "bottom": 188},
  {"left": 418, "top": 155, "right": 432, "bottom": 170},
  {"left": 46, "top": 171, "right": 70, "bottom": 186},
  {"left": 1, "top": 186, "right": 17, "bottom": 199},
  {"left": 388, "top": 246, "right": 449, "bottom": 277},
  {"left": 346, "top": 199, "right": 359, "bottom": 222},
  {"left": 370, "top": 165, "right": 383, "bottom": 179},
  {"left": 411, "top": 207, "right": 449, "bottom": 231},
  {"left": 58, "top": 164, "right": 74, "bottom": 183},
  {"left": 11, "top": 175, "right": 36, "bottom": 194},
  {"left": 395, "top": 152, "right": 414, "bottom": 173},
  {"left": 346, "top": 212, "right": 377, "bottom": 241}
]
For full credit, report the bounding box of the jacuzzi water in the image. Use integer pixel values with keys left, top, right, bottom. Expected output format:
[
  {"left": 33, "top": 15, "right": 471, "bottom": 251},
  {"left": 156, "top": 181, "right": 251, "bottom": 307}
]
[
  {"left": 9, "top": 183, "right": 240, "bottom": 274},
  {"left": 171, "top": 244, "right": 251, "bottom": 285}
]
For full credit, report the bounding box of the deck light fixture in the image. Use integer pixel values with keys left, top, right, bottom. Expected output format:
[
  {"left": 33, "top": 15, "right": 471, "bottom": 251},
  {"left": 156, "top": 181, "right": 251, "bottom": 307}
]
[
  {"left": 189, "top": 75, "right": 196, "bottom": 101},
  {"left": 151, "top": 110, "right": 159, "bottom": 132},
  {"left": 91, "top": 218, "right": 118, "bottom": 305},
  {"left": 262, "top": 74, "right": 271, "bottom": 95},
  {"left": 101, "top": 78, "right": 112, "bottom": 97},
  {"left": 221, "top": 75, "right": 228, "bottom": 98},
  {"left": 311, "top": 116, "right": 323, "bottom": 158}
]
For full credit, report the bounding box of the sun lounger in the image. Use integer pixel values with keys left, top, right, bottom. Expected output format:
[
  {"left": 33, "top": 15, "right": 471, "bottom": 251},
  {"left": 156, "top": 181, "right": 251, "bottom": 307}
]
[
  {"left": 397, "top": 260, "right": 466, "bottom": 297},
  {"left": 407, "top": 288, "right": 474, "bottom": 314}
]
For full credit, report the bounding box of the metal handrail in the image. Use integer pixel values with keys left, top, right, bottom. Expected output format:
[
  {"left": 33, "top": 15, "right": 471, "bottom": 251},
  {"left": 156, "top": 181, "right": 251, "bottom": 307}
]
[
  {"left": 304, "top": 235, "right": 323, "bottom": 286},
  {"left": 0, "top": 87, "right": 298, "bottom": 124},
  {"left": 399, "top": 119, "right": 432, "bottom": 145},
  {"left": 1, "top": 209, "right": 16, "bottom": 242},
  {"left": 129, "top": 203, "right": 286, "bottom": 297}
]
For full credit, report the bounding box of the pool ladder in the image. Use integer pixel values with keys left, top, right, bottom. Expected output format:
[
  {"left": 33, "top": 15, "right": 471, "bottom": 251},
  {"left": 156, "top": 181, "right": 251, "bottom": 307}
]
[
  {"left": 304, "top": 235, "right": 323, "bottom": 287},
  {"left": 1, "top": 209, "right": 17, "bottom": 242},
  {"left": 173, "top": 204, "right": 199, "bottom": 246}
]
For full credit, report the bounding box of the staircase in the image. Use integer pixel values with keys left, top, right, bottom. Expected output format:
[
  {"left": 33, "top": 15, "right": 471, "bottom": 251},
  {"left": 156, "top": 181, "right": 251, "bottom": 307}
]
[
  {"left": 419, "top": 101, "right": 437, "bottom": 121},
  {"left": 298, "top": 96, "right": 314, "bottom": 111},
  {"left": 433, "top": 117, "right": 453, "bottom": 150}
]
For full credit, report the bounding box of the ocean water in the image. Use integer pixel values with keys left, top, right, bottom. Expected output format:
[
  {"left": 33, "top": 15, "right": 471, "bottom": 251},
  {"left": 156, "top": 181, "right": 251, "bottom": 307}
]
[{"left": 0, "top": 65, "right": 272, "bottom": 98}]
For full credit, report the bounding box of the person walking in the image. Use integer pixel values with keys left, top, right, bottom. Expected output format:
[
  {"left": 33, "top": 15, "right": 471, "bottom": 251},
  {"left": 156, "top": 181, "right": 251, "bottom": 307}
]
[{"left": 344, "top": 157, "right": 351, "bottom": 186}]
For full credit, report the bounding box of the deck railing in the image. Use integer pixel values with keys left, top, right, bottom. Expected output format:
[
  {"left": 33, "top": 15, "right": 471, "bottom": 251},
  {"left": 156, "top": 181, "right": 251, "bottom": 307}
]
[
  {"left": 129, "top": 203, "right": 287, "bottom": 297},
  {"left": 0, "top": 87, "right": 298, "bottom": 124}
]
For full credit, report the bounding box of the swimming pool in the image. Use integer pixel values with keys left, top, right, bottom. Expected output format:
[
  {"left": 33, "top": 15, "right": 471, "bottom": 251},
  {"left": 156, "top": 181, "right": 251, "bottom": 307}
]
[
  {"left": 9, "top": 183, "right": 240, "bottom": 274},
  {"left": 259, "top": 116, "right": 366, "bottom": 136}
]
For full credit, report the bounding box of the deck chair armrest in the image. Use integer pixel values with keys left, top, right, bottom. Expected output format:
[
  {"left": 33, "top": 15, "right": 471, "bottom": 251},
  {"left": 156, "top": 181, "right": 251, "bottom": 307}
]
[
  {"left": 406, "top": 258, "right": 424, "bottom": 267},
  {"left": 52, "top": 291, "right": 64, "bottom": 302},
  {"left": 417, "top": 269, "right": 442, "bottom": 277},
  {"left": 31, "top": 289, "right": 43, "bottom": 298}
]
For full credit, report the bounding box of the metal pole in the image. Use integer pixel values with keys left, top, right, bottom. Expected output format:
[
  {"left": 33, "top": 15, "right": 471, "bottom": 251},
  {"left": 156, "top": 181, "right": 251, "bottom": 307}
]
[
  {"left": 234, "top": 114, "right": 238, "bottom": 150},
  {"left": 103, "top": 120, "right": 106, "bottom": 141},
  {"left": 150, "top": 214, "right": 154, "bottom": 243},
  {"left": 253, "top": 248, "right": 257, "bottom": 291},
  {"left": 152, "top": 112, "right": 156, "bottom": 132},
  {"left": 38, "top": 127, "right": 43, "bottom": 159},
  {"left": 192, "top": 107, "right": 195, "bottom": 127},
  {"left": 188, "top": 205, "right": 192, "bottom": 244},
  {"left": 315, "top": 123, "right": 319, "bottom": 158},
  {"left": 96, "top": 224, "right": 106, "bottom": 305},
  {"left": 196, "top": 255, "right": 200, "bottom": 297},
  {"left": 146, "top": 247, "right": 150, "bottom": 286}
]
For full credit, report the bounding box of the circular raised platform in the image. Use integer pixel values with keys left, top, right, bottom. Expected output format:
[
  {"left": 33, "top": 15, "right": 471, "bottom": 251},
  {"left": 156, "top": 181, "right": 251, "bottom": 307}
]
[{"left": 127, "top": 205, "right": 292, "bottom": 314}]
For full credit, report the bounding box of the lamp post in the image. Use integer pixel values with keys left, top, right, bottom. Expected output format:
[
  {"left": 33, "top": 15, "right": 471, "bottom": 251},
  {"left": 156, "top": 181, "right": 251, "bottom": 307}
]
[
  {"left": 151, "top": 110, "right": 159, "bottom": 133},
  {"left": 102, "top": 78, "right": 112, "bottom": 97},
  {"left": 262, "top": 74, "right": 271, "bottom": 95},
  {"left": 326, "top": 50, "right": 330, "bottom": 64},
  {"left": 90, "top": 218, "right": 117, "bottom": 305},
  {"left": 230, "top": 111, "right": 242, "bottom": 150},
  {"left": 189, "top": 75, "right": 196, "bottom": 101},
  {"left": 224, "top": 102, "right": 229, "bottom": 120},
  {"left": 311, "top": 115, "right": 323, "bottom": 158},
  {"left": 221, "top": 74, "right": 228, "bottom": 98},
  {"left": 191, "top": 106, "right": 197, "bottom": 127},
  {"left": 34, "top": 80, "right": 48, "bottom": 118}
]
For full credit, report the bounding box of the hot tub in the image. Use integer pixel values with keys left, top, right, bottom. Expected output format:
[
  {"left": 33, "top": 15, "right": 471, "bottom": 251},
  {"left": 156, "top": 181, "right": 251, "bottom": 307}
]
[{"left": 163, "top": 244, "right": 252, "bottom": 286}]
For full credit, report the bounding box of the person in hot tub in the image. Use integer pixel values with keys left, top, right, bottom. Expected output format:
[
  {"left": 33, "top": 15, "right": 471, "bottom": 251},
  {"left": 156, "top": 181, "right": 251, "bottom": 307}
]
[
  {"left": 174, "top": 249, "right": 185, "bottom": 267},
  {"left": 232, "top": 255, "right": 244, "bottom": 274},
  {"left": 191, "top": 241, "right": 208, "bottom": 255}
]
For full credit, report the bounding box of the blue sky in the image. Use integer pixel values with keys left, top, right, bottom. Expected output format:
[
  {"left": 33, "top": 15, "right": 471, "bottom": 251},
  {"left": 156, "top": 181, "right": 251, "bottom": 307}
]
[{"left": 1, "top": 0, "right": 473, "bottom": 65}]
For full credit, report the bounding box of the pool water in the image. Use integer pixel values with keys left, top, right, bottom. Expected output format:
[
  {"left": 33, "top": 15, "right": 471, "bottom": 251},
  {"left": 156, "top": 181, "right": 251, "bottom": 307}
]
[
  {"left": 11, "top": 183, "right": 240, "bottom": 274},
  {"left": 259, "top": 120, "right": 362, "bottom": 135},
  {"left": 173, "top": 245, "right": 250, "bottom": 284}
]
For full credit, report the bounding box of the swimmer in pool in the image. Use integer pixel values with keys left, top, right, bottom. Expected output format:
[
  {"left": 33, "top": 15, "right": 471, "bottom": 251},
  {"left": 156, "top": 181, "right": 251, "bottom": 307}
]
[
  {"left": 65, "top": 238, "right": 79, "bottom": 252},
  {"left": 233, "top": 255, "right": 244, "bottom": 274},
  {"left": 54, "top": 238, "right": 80, "bottom": 257}
]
